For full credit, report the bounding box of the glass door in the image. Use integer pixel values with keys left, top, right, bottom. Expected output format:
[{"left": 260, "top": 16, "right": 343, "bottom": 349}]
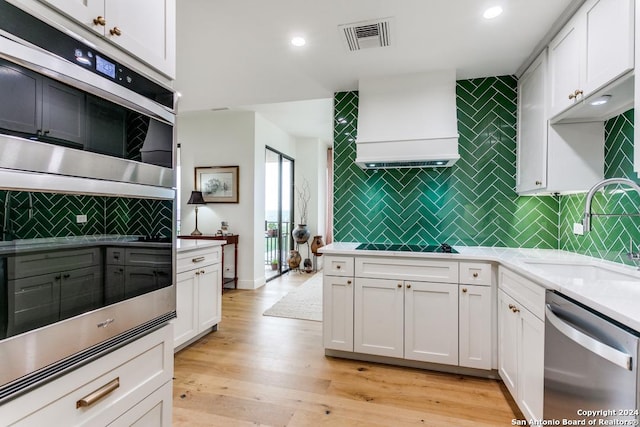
[{"left": 265, "top": 147, "right": 294, "bottom": 280}]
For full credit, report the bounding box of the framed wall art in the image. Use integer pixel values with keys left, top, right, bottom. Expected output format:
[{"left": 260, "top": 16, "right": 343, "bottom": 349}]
[{"left": 195, "top": 166, "right": 239, "bottom": 203}]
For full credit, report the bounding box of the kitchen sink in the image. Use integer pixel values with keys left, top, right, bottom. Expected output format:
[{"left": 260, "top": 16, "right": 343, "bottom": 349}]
[{"left": 521, "top": 259, "right": 640, "bottom": 282}]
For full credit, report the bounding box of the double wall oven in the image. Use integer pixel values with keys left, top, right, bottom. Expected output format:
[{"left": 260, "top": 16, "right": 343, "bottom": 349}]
[{"left": 0, "top": 1, "right": 176, "bottom": 401}]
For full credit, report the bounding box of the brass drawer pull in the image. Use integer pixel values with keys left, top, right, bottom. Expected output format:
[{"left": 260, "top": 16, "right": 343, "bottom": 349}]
[
  {"left": 462, "top": 288, "right": 468, "bottom": 293},
  {"left": 192, "top": 256, "right": 205, "bottom": 263},
  {"left": 109, "top": 26, "right": 122, "bottom": 36},
  {"left": 76, "top": 378, "right": 120, "bottom": 408},
  {"left": 93, "top": 16, "right": 106, "bottom": 26},
  {"left": 472, "top": 272, "right": 478, "bottom": 278}
]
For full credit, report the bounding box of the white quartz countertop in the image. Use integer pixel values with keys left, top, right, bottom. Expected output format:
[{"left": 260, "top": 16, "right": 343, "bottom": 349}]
[
  {"left": 320, "top": 243, "right": 640, "bottom": 332},
  {"left": 176, "top": 238, "right": 225, "bottom": 252}
]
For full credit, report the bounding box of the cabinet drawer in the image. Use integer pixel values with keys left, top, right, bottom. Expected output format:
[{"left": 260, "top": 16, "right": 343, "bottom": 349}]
[
  {"left": 459, "top": 262, "right": 492, "bottom": 286},
  {"left": 355, "top": 257, "right": 458, "bottom": 283},
  {"left": 177, "top": 247, "right": 221, "bottom": 273},
  {"left": 1, "top": 325, "right": 173, "bottom": 427},
  {"left": 8, "top": 248, "right": 100, "bottom": 280},
  {"left": 324, "top": 256, "right": 354, "bottom": 276},
  {"left": 498, "top": 267, "right": 545, "bottom": 320}
]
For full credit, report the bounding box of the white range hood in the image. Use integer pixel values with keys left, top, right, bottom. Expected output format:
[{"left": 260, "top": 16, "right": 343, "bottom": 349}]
[{"left": 355, "top": 70, "right": 460, "bottom": 169}]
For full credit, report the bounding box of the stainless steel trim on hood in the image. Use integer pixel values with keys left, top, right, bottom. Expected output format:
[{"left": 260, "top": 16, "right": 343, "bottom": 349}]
[
  {"left": 0, "top": 34, "right": 174, "bottom": 125},
  {"left": 355, "top": 70, "right": 459, "bottom": 169},
  {"left": 0, "top": 135, "right": 174, "bottom": 189}
]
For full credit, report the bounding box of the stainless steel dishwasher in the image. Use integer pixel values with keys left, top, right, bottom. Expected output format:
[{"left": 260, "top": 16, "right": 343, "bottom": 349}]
[{"left": 544, "top": 290, "right": 639, "bottom": 423}]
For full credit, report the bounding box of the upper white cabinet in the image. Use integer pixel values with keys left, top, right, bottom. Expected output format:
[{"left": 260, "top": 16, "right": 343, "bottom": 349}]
[
  {"left": 39, "top": 0, "right": 176, "bottom": 78},
  {"left": 548, "top": 0, "right": 634, "bottom": 119},
  {"left": 517, "top": 50, "right": 605, "bottom": 195}
]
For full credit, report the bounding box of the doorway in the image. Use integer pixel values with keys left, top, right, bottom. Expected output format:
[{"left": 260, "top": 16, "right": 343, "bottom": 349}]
[{"left": 265, "top": 147, "right": 294, "bottom": 280}]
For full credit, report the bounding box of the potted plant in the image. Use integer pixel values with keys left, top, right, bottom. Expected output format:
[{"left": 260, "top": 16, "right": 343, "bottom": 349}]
[
  {"left": 270, "top": 259, "right": 278, "bottom": 270},
  {"left": 267, "top": 223, "right": 278, "bottom": 237}
]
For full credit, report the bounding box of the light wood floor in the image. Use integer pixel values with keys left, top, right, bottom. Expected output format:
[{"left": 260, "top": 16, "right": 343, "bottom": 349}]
[{"left": 173, "top": 272, "right": 521, "bottom": 426}]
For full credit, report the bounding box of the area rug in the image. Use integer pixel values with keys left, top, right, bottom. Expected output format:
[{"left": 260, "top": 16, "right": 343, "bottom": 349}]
[{"left": 263, "top": 273, "right": 322, "bottom": 321}]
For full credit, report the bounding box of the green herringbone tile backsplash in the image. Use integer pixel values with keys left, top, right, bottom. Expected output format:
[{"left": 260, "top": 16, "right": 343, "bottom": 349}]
[
  {"left": 334, "top": 77, "right": 558, "bottom": 248},
  {"left": 559, "top": 109, "right": 639, "bottom": 265}
]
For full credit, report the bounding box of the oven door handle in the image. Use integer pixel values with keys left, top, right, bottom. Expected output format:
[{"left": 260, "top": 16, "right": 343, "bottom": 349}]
[{"left": 545, "top": 305, "right": 632, "bottom": 370}]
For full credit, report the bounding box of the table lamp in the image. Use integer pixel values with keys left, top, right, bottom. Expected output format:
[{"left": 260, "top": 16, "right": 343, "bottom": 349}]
[{"left": 187, "top": 190, "right": 206, "bottom": 235}]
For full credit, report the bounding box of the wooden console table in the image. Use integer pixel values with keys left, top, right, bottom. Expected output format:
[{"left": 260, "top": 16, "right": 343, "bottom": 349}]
[{"left": 178, "top": 235, "right": 238, "bottom": 290}]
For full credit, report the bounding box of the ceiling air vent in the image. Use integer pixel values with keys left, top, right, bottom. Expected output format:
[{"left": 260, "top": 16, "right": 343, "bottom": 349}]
[{"left": 339, "top": 18, "right": 393, "bottom": 52}]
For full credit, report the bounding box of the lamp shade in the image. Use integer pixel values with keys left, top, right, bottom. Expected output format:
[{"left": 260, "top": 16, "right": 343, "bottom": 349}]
[{"left": 187, "top": 190, "right": 206, "bottom": 205}]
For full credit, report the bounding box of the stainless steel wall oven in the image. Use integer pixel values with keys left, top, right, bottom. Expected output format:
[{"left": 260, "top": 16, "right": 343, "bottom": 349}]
[{"left": 0, "top": 1, "right": 176, "bottom": 402}]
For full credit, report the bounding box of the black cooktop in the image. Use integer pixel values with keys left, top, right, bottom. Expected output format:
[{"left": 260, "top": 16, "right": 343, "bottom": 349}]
[{"left": 356, "top": 243, "right": 458, "bottom": 254}]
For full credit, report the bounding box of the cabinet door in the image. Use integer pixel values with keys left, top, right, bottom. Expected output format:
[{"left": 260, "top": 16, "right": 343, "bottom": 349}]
[
  {"left": 108, "top": 381, "right": 172, "bottom": 426},
  {"left": 404, "top": 281, "right": 458, "bottom": 365},
  {"left": 41, "top": 78, "right": 86, "bottom": 146},
  {"left": 59, "top": 266, "right": 103, "bottom": 320},
  {"left": 40, "top": 0, "right": 105, "bottom": 34},
  {"left": 86, "top": 95, "right": 126, "bottom": 157},
  {"left": 498, "top": 290, "right": 518, "bottom": 399},
  {"left": 516, "top": 51, "right": 548, "bottom": 194},
  {"left": 459, "top": 284, "right": 492, "bottom": 370},
  {"left": 322, "top": 275, "right": 354, "bottom": 351},
  {"left": 518, "top": 308, "right": 545, "bottom": 421},
  {"left": 174, "top": 271, "right": 198, "bottom": 349},
  {"left": 0, "top": 59, "right": 42, "bottom": 135},
  {"left": 583, "top": 0, "right": 634, "bottom": 94},
  {"left": 354, "top": 278, "right": 403, "bottom": 358},
  {"left": 548, "top": 15, "right": 584, "bottom": 117},
  {"left": 124, "top": 266, "right": 159, "bottom": 299},
  {"left": 105, "top": 0, "right": 176, "bottom": 78},
  {"left": 7, "top": 273, "right": 60, "bottom": 336},
  {"left": 197, "top": 264, "right": 221, "bottom": 331}
]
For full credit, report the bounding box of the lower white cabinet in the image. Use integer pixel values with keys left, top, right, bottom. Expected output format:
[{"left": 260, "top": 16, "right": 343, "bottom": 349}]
[
  {"left": 324, "top": 256, "right": 494, "bottom": 371},
  {"left": 498, "top": 268, "right": 545, "bottom": 421},
  {"left": 322, "top": 275, "right": 354, "bottom": 351},
  {"left": 0, "top": 324, "right": 173, "bottom": 426},
  {"left": 459, "top": 284, "right": 493, "bottom": 370},
  {"left": 174, "top": 245, "right": 222, "bottom": 350}
]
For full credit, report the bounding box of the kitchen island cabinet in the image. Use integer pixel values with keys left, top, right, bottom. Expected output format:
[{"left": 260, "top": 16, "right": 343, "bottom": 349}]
[{"left": 323, "top": 254, "right": 494, "bottom": 373}]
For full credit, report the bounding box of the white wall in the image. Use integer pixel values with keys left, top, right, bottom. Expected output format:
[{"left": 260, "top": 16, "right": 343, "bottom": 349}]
[
  {"left": 178, "top": 110, "right": 259, "bottom": 288},
  {"left": 178, "top": 110, "right": 328, "bottom": 288}
]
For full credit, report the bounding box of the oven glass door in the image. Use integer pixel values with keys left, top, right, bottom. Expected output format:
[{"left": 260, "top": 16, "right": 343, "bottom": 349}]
[{"left": 0, "top": 189, "right": 173, "bottom": 340}]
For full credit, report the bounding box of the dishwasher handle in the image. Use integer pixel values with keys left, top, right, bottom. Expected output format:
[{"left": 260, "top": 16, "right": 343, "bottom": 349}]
[{"left": 545, "top": 305, "right": 632, "bottom": 371}]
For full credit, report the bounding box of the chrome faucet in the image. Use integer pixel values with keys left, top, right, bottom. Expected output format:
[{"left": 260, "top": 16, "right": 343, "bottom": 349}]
[{"left": 583, "top": 177, "right": 640, "bottom": 232}]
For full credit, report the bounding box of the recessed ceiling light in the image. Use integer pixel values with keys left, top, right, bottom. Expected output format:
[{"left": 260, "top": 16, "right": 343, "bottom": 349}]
[
  {"left": 483, "top": 6, "right": 503, "bottom": 19},
  {"left": 291, "top": 37, "right": 306, "bottom": 47}
]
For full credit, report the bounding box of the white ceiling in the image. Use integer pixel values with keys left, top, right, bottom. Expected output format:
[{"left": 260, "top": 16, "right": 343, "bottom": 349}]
[{"left": 175, "top": 0, "right": 578, "bottom": 141}]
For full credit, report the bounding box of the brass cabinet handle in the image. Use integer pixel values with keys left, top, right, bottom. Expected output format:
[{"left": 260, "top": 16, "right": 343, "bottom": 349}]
[
  {"left": 93, "top": 16, "right": 106, "bottom": 26},
  {"left": 512, "top": 307, "right": 520, "bottom": 313},
  {"left": 508, "top": 304, "right": 515, "bottom": 310},
  {"left": 192, "top": 256, "right": 205, "bottom": 263},
  {"left": 568, "top": 89, "right": 584, "bottom": 100},
  {"left": 195, "top": 271, "right": 200, "bottom": 276},
  {"left": 77, "top": 378, "right": 120, "bottom": 408},
  {"left": 535, "top": 180, "right": 542, "bottom": 185},
  {"left": 462, "top": 288, "right": 468, "bottom": 293},
  {"left": 406, "top": 283, "right": 411, "bottom": 289},
  {"left": 336, "top": 265, "right": 341, "bottom": 269},
  {"left": 397, "top": 283, "right": 402, "bottom": 288},
  {"left": 200, "top": 270, "right": 205, "bottom": 274},
  {"left": 472, "top": 272, "right": 478, "bottom": 278},
  {"left": 110, "top": 27, "right": 122, "bottom": 36},
  {"left": 346, "top": 280, "right": 352, "bottom": 285}
]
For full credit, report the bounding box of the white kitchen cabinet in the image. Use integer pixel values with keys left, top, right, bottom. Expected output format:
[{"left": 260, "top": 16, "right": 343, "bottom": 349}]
[
  {"left": 354, "top": 278, "right": 404, "bottom": 358},
  {"left": 498, "top": 268, "right": 545, "bottom": 421},
  {"left": 0, "top": 324, "right": 173, "bottom": 426},
  {"left": 174, "top": 245, "right": 222, "bottom": 350},
  {"left": 549, "top": 0, "right": 634, "bottom": 118},
  {"left": 404, "top": 280, "right": 458, "bottom": 364},
  {"left": 517, "top": 50, "right": 605, "bottom": 195},
  {"left": 322, "top": 275, "right": 354, "bottom": 351},
  {"left": 459, "top": 284, "right": 492, "bottom": 370},
  {"left": 38, "top": 0, "right": 176, "bottom": 78},
  {"left": 354, "top": 277, "right": 458, "bottom": 363}
]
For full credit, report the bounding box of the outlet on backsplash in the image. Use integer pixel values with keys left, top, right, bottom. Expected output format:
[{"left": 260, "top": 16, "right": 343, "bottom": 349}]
[
  {"left": 76, "top": 214, "right": 88, "bottom": 224},
  {"left": 572, "top": 223, "right": 584, "bottom": 235}
]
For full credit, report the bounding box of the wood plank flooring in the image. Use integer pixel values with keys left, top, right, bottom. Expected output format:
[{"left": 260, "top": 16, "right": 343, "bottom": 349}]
[{"left": 173, "top": 272, "right": 521, "bottom": 426}]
